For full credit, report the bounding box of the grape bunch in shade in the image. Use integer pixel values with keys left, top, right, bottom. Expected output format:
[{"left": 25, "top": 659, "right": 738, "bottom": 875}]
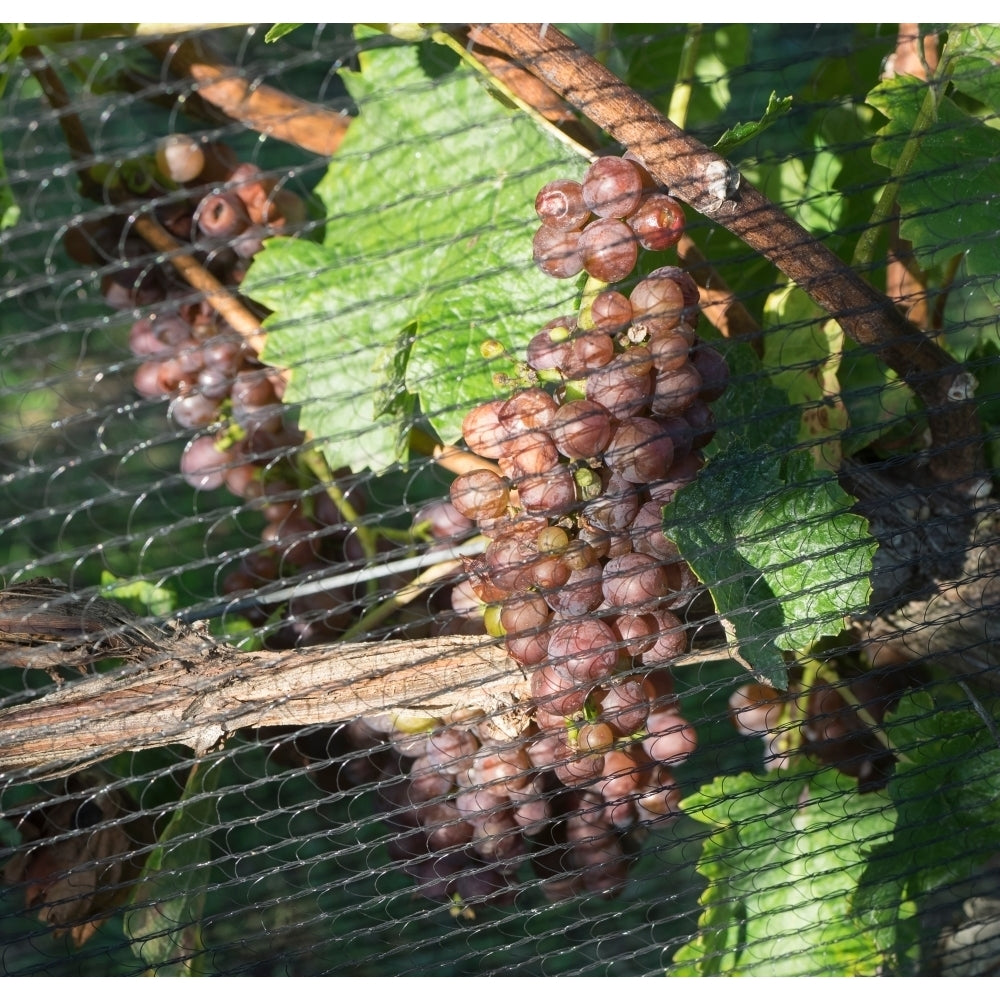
[
  {"left": 728, "top": 660, "right": 923, "bottom": 790},
  {"left": 67, "top": 134, "right": 369, "bottom": 645},
  {"left": 352, "top": 153, "right": 726, "bottom": 906},
  {"left": 320, "top": 705, "right": 693, "bottom": 906}
]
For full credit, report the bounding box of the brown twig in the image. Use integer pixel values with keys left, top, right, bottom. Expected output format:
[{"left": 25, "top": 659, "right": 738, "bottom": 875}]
[
  {"left": 23, "top": 45, "right": 272, "bottom": 359},
  {"left": 473, "top": 23, "right": 986, "bottom": 494},
  {"left": 146, "top": 35, "right": 350, "bottom": 157},
  {"left": 21, "top": 46, "right": 101, "bottom": 200},
  {"left": 131, "top": 214, "right": 267, "bottom": 355},
  {"left": 676, "top": 234, "right": 763, "bottom": 355},
  {"left": 0, "top": 627, "right": 524, "bottom": 780}
]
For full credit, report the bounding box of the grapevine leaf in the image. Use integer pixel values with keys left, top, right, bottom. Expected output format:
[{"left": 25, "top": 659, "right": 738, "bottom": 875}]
[
  {"left": 744, "top": 137, "right": 842, "bottom": 239},
  {"left": 264, "top": 23, "right": 302, "bottom": 44},
  {"left": 713, "top": 91, "right": 794, "bottom": 155},
  {"left": 837, "top": 340, "right": 920, "bottom": 455},
  {"left": 763, "top": 282, "right": 848, "bottom": 469},
  {"left": 704, "top": 338, "right": 796, "bottom": 454},
  {"left": 968, "top": 340, "right": 1000, "bottom": 471},
  {"left": 669, "top": 763, "right": 893, "bottom": 976},
  {"left": 124, "top": 758, "right": 220, "bottom": 975},
  {"left": 850, "top": 839, "right": 922, "bottom": 973},
  {"left": 100, "top": 571, "right": 177, "bottom": 619},
  {"left": 868, "top": 76, "right": 1000, "bottom": 310},
  {"left": 946, "top": 25, "right": 1000, "bottom": 113},
  {"left": 852, "top": 690, "right": 1000, "bottom": 971},
  {"left": 243, "top": 29, "right": 584, "bottom": 472},
  {"left": 663, "top": 449, "right": 876, "bottom": 688}
]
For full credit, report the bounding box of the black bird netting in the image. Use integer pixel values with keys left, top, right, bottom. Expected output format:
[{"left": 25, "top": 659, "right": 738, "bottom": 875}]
[{"left": 1, "top": 22, "right": 999, "bottom": 976}]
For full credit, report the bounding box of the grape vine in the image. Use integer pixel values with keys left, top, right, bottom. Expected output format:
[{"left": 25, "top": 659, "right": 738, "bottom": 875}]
[{"left": 3, "top": 21, "right": 999, "bottom": 976}]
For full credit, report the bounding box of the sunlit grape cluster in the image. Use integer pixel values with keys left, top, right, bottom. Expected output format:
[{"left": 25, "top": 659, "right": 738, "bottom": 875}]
[
  {"left": 532, "top": 153, "right": 686, "bottom": 281},
  {"left": 367, "top": 154, "right": 728, "bottom": 904}
]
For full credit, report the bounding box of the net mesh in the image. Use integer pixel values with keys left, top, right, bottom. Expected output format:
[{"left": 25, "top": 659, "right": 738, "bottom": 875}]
[{"left": 1, "top": 22, "right": 999, "bottom": 976}]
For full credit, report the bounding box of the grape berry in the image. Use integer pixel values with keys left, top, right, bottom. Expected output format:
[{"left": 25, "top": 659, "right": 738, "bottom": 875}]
[{"left": 532, "top": 156, "right": 685, "bottom": 282}]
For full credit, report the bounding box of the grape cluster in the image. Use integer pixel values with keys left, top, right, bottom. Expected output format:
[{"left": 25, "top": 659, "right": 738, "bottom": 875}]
[
  {"left": 348, "top": 709, "right": 691, "bottom": 905},
  {"left": 532, "top": 155, "right": 685, "bottom": 281},
  {"left": 729, "top": 662, "right": 921, "bottom": 789},
  {"left": 364, "top": 154, "right": 726, "bottom": 904},
  {"left": 67, "top": 136, "right": 364, "bottom": 642}
]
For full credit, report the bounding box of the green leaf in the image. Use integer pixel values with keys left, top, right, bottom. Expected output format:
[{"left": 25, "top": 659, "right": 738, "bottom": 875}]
[
  {"left": 0, "top": 150, "right": 16, "bottom": 234},
  {"left": 0, "top": 25, "right": 22, "bottom": 238},
  {"left": 243, "top": 29, "right": 585, "bottom": 472},
  {"left": 744, "top": 140, "right": 843, "bottom": 239},
  {"left": 663, "top": 449, "right": 876, "bottom": 688},
  {"left": 705, "top": 338, "right": 796, "bottom": 455},
  {"left": 868, "top": 75, "right": 1000, "bottom": 310},
  {"left": 850, "top": 839, "right": 922, "bottom": 972},
  {"left": 125, "top": 758, "right": 221, "bottom": 975},
  {"left": 968, "top": 340, "right": 1000, "bottom": 429},
  {"left": 669, "top": 764, "right": 894, "bottom": 976},
  {"left": 714, "top": 91, "right": 793, "bottom": 155},
  {"left": 763, "top": 282, "right": 848, "bottom": 468},
  {"left": 264, "top": 23, "right": 302, "bottom": 44},
  {"left": 946, "top": 25, "right": 1000, "bottom": 114},
  {"left": 99, "top": 572, "right": 177, "bottom": 619},
  {"left": 852, "top": 690, "right": 1000, "bottom": 971}
]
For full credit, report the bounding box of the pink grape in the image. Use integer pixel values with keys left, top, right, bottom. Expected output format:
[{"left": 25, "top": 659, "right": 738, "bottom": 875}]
[
  {"left": 533, "top": 224, "right": 584, "bottom": 278},
  {"left": 180, "top": 434, "right": 228, "bottom": 491},
  {"left": 535, "top": 179, "right": 591, "bottom": 230},
  {"left": 581, "top": 156, "right": 645, "bottom": 219},
  {"left": 578, "top": 218, "right": 638, "bottom": 282}
]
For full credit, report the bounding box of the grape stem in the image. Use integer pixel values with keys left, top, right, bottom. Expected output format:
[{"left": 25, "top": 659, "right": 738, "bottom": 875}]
[
  {"left": 667, "top": 24, "right": 702, "bottom": 129},
  {"left": 130, "top": 214, "right": 269, "bottom": 353},
  {"left": 299, "top": 445, "right": 378, "bottom": 581},
  {"left": 180, "top": 537, "right": 489, "bottom": 625},
  {"left": 853, "top": 25, "right": 941, "bottom": 280},
  {"left": 22, "top": 43, "right": 271, "bottom": 358},
  {"left": 337, "top": 556, "right": 468, "bottom": 643},
  {"left": 471, "top": 23, "right": 986, "bottom": 492}
]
